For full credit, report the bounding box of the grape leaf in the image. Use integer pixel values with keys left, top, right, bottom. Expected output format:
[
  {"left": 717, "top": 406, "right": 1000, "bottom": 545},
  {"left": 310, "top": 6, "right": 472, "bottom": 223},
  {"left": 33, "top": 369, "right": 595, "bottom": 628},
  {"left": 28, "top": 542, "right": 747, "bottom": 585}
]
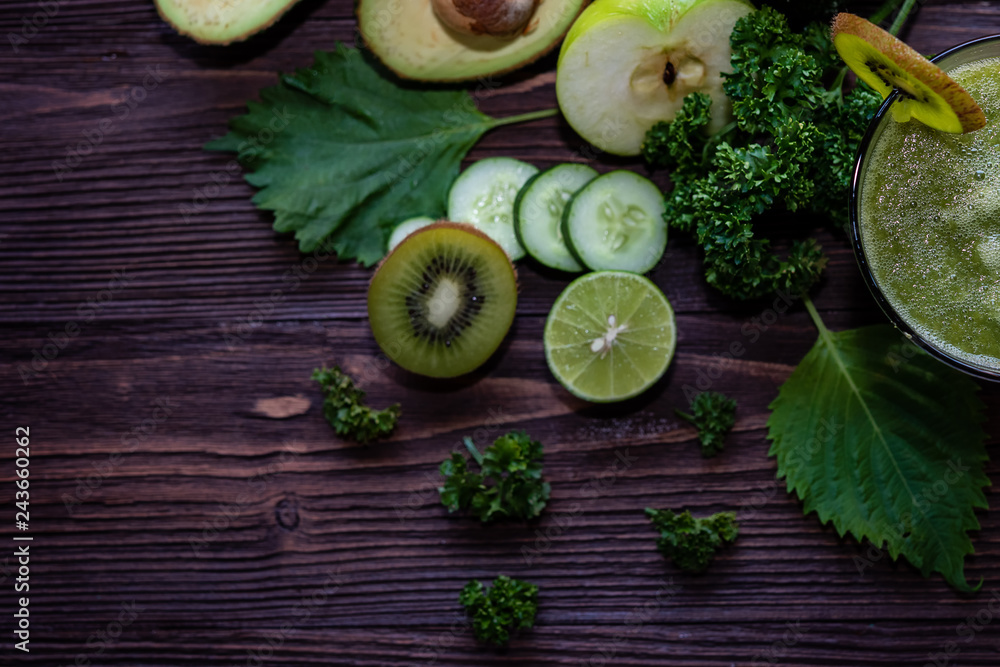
[
  {"left": 206, "top": 44, "right": 520, "bottom": 266},
  {"left": 767, "top": 322, "right": 990, "bottom": 591}
]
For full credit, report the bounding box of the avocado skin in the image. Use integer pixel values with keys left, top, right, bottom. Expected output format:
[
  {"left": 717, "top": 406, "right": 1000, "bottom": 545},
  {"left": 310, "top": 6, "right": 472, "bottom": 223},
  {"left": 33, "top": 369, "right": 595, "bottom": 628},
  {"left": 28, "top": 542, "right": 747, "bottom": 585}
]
[
  {"left": 156, "top": 0, "right": 303, "bottom": 45},
  {"left": 358, "top": 0, "right": 588, "bottom": 82}
]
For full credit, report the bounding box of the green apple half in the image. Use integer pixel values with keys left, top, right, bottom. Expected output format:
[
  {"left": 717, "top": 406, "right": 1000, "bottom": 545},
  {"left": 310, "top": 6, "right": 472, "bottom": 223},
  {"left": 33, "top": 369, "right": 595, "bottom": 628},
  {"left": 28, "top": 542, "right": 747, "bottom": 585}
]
[{"left": 556, "top": 0, "right": 754, "bottom": 155}]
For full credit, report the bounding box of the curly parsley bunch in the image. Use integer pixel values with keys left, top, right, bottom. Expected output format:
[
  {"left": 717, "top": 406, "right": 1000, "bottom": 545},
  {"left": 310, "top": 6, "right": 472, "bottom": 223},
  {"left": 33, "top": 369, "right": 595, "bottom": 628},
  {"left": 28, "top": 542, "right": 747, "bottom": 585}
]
[{"left": 643, "top": 7, "right": 881, "bottom": 301}]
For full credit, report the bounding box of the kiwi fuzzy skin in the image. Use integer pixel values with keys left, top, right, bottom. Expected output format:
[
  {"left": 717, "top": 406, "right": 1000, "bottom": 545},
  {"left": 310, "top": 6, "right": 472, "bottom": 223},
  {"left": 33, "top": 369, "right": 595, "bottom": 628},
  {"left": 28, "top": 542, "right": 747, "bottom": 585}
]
[
  {"left": 831, "top": 12, "right": 986, "bottom": 133},
  {"left": 366, "top": 220, "right": 520, "bottom": 378}
]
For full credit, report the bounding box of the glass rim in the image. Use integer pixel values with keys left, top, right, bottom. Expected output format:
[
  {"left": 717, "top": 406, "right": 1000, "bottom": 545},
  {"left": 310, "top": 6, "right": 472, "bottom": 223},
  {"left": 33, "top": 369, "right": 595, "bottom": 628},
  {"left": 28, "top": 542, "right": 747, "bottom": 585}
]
[{"left": 849, "top": 33, "right": 1000, "bottom": 383}]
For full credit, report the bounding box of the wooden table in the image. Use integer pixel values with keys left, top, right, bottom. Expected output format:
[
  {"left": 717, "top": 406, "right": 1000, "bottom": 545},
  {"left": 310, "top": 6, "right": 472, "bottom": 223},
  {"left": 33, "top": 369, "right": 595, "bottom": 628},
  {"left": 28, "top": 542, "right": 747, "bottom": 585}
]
[{"left": 3, "top": 1, "right": 1000, "bottom": 664}]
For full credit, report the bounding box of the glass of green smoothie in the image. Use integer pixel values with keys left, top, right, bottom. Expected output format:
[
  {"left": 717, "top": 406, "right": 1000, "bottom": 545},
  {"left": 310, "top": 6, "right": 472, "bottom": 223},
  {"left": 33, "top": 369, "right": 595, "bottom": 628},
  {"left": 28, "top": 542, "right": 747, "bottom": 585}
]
[{"left": 851, "top": 34, "right": 1000, "bottom": 382}]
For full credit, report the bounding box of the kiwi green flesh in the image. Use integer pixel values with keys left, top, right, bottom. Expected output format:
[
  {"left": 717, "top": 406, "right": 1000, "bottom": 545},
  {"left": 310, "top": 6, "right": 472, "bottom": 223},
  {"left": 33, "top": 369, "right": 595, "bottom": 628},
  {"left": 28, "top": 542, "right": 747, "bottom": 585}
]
[
  {"left": 368, "top": 227, "right": 517, "bottom": 378},
  {"left": 865, "top": 58, "right": 931, "bottom": 102}
]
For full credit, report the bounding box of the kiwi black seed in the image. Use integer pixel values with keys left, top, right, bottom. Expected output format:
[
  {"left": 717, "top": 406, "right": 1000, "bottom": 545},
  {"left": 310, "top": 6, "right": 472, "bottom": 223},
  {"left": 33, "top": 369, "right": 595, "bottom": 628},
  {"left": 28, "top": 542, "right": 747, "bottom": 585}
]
[{"left": 367, "top": 221, "right": 518, "bottom": 378}]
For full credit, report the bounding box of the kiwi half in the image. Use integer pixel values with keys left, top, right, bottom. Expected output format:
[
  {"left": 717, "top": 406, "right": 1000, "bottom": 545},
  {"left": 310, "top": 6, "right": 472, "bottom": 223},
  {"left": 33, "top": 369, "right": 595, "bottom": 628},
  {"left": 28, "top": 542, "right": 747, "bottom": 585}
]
[{"left": 367, "top": 222, "right": 518, "bottom": 378}]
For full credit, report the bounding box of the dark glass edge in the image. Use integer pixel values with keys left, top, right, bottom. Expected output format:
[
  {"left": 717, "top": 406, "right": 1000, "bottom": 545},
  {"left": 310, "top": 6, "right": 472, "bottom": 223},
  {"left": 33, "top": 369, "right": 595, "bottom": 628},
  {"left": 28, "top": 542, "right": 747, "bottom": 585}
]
[{"left": 848, "top": 34, "right": 1000, "bottom": 382}]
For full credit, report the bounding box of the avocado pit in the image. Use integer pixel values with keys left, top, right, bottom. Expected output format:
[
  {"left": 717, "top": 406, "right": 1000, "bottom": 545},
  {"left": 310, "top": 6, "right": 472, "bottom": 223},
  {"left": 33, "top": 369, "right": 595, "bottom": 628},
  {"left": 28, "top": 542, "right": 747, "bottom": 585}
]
[{"left": 432, "top": 0, "right": 540, "bottom": 37}]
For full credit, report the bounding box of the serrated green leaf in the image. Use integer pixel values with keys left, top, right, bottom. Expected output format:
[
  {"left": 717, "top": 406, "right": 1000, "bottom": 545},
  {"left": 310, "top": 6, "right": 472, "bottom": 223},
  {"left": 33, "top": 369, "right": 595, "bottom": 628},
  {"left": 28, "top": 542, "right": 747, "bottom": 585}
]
[
  {"left": 768, "top": 323, "right": 990, "bottom": 591},
  {"left": 206, "top": 44, "right": 497, "bottom": 266}
]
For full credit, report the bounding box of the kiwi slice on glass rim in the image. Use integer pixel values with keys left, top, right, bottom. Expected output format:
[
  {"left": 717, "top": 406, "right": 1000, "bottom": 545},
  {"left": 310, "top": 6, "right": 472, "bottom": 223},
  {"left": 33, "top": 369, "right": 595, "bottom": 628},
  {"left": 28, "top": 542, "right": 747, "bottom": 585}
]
[
  {"left": 367, "top": 222, "right": 518, "bottom": 378},
  {"left": 831, "top": 13, "right": 985, "bottom": 134}
]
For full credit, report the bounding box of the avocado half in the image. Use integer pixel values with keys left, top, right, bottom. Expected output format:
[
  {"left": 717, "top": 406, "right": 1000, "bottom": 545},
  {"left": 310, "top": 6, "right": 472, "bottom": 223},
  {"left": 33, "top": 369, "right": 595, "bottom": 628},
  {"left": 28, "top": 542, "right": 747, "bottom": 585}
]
[
  {"left": 358, "top": 0, "right": 589, "bottom": 82},
  {"left": 155, "top": 0, "right": 302, "bottom": 45}
]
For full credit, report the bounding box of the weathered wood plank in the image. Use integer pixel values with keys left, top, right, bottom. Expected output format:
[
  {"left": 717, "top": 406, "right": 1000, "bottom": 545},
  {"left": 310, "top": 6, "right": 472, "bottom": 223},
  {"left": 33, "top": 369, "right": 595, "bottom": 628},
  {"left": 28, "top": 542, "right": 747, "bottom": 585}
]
[{"left": 2, "top": 0, "right": 1000, "bottom": 665}]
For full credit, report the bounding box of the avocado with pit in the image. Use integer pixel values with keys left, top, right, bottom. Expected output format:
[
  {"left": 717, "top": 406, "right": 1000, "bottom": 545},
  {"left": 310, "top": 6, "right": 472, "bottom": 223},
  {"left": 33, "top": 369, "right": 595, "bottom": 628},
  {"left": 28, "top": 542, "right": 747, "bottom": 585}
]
[
  {"left": 156, "top": 0, "right": 303, "bottom": 45},
  {"left": 358, "top": 0, "right": 589, "bottom": 82}
]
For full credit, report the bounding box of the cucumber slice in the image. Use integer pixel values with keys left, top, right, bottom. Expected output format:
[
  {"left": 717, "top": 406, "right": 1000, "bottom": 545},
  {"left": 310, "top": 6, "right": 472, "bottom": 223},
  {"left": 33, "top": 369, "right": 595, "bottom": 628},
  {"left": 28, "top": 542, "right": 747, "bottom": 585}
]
[
  {"left": 514, "top": 163, "right": 598, "bottom": 272},
  {"left": 562, "top": 170, "right": 667, "bottom": 273},
  {"left": 447, "top": 157, "right": 539, "bottom": 261},
  {"left": 387, "top": 216, "right": 435, "bottom": 252}
]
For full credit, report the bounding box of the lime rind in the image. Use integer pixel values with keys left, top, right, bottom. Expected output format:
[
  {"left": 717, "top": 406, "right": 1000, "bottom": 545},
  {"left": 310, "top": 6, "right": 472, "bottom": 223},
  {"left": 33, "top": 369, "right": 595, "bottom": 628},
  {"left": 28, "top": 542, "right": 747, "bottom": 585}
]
[{"left": 543, "top": 271, "right": 676, "bottom": 402}]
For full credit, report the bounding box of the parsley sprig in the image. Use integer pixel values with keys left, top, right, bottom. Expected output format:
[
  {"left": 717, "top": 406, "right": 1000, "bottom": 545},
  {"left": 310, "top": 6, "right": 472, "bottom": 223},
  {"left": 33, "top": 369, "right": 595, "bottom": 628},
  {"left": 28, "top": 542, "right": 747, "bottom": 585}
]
[
  {"left": 459, "top": 575, "right": 538, "bottom": 647},
  {"left": 646, "top": 509, "right": 739, "bottom": 574},
  {"left": 312, "top": 366, "right": 399, "bottom": 445},
  {"left": 642, "top": 8, "right": 881, "bottom": 300},
  {"left": 676, "top": 391, "right": 737, "bottom": 458},
  {"left": 439, "top": 431, "right": 550, "bottom": 522}
]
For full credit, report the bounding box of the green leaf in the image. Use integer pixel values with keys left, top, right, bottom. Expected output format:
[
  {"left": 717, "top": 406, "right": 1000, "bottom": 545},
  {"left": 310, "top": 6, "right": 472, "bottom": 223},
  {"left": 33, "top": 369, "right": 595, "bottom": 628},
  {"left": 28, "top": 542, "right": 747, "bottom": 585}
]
[
  {"left": 767, "top": 319, "right": 990, "bottom": 591},
  {"left": 206, "top": 44, "right": 536, "bottom": 266}
]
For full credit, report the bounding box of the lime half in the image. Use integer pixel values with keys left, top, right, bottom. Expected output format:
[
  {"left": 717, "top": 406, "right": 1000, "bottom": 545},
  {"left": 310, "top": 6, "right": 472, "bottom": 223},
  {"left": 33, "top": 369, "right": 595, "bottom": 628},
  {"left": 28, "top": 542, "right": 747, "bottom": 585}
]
[{"left": 544, "top": 271, "right": 677, "bottom": 402}]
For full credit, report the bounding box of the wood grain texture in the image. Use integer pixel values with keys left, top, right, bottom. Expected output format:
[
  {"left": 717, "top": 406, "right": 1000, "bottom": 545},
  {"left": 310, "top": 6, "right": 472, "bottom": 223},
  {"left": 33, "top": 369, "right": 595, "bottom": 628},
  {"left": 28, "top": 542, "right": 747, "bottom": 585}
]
[{"left": 2, "top": 1, "right": 1000, "bottom": 665}]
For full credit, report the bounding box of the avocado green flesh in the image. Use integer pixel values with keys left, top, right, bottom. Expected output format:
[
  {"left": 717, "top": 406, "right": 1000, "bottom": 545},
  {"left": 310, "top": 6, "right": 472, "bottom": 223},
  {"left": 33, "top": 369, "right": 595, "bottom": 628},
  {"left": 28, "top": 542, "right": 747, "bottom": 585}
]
[
  {"left": 358, "top": 0, "right": 587, "bottom": 81},
  {"left": 156, "top": 0, "right": 301, "bottom": 45}
]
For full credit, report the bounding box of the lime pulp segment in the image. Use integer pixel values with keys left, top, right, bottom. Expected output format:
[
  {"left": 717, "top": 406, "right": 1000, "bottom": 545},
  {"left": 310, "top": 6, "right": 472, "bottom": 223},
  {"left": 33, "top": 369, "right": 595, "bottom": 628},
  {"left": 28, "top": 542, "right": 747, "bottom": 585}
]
[{"left": 544, "top": 271, "right": 676, "bottom": 402}]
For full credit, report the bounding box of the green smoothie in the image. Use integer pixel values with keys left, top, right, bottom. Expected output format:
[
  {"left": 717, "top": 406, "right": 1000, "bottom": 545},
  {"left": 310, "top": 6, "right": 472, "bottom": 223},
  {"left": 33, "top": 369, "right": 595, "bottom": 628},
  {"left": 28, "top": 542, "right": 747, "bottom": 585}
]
[{"left": 860, "top": 56, "right": 1000, "bottom": 372}]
